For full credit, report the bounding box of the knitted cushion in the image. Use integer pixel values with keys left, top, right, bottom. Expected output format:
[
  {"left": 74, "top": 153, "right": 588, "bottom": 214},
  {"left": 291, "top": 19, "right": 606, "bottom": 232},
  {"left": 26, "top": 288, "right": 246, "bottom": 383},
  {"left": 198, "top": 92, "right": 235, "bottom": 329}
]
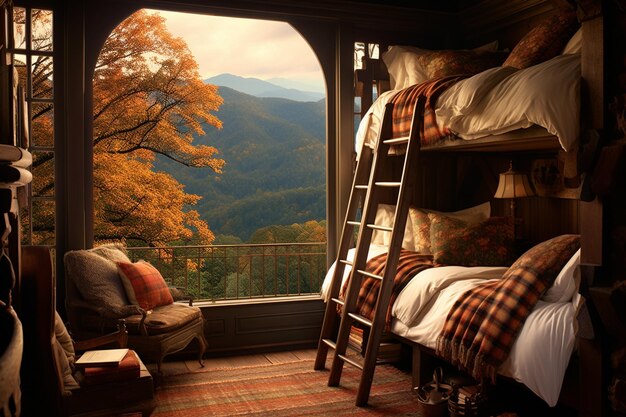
[
  {"left": 117, "top": 261, "right": 173, "bottom": 311},
  {"left": 64, "top": 250, "right": 139, "bottom": 318}
]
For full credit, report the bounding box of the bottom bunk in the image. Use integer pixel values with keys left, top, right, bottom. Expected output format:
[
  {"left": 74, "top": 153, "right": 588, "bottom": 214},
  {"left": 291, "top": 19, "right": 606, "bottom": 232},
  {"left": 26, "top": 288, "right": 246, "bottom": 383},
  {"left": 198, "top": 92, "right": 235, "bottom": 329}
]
[{"left": 320, "top": 210, "right": 589, "bottom": 410}]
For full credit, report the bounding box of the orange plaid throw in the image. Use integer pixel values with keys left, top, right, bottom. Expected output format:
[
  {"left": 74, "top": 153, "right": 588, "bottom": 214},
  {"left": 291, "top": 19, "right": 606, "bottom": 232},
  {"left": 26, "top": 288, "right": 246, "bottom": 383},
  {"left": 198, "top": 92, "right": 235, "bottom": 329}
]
[
  {"left": 389, "top": 75, "right": 466, "bottom": 146},
  {"left": 436, "top": 234, "right": 580, "bottom": 382}
]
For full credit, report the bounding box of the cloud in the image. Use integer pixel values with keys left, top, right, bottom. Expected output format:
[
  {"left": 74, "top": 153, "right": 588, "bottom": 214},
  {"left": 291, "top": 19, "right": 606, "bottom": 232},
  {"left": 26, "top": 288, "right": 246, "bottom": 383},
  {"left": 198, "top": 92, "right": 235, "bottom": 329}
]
[{"left": 152, "top": 10, "right": 324, "bottom": 91}]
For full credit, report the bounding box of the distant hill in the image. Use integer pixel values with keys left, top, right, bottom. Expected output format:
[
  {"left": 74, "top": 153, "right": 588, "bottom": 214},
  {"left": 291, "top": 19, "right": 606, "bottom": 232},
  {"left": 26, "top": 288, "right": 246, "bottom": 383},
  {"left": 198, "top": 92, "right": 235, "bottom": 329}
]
[
  {"left": 206, "top": 73, "right": 325, "bottom": 102},
  {"left": 154, "top": 86, "right": 326, "bottom": 241}
]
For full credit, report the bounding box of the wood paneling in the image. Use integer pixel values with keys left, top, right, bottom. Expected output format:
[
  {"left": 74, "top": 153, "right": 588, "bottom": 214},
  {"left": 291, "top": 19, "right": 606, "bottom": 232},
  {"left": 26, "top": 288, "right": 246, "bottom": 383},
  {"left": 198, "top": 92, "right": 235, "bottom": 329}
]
[{"left": 201, "top": 298, "right": 325, "bottom": 355}]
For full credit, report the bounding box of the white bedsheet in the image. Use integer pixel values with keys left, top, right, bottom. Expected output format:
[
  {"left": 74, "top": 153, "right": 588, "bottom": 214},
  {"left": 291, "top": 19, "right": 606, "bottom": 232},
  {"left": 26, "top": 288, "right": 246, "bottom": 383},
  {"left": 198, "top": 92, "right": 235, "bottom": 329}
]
[
  {"left": 321, "top": 247, "right": 581, "bottom": 407},
  {"left": 356, "top": 54, "right": 580, "bottom": 158}
]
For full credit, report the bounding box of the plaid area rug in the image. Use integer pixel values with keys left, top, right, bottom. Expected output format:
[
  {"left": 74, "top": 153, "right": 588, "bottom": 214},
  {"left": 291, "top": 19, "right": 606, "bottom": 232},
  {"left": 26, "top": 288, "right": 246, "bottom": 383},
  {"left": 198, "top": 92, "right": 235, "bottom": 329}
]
[{"left": 153, "top": 358, "right": 421, "bottom": 416}]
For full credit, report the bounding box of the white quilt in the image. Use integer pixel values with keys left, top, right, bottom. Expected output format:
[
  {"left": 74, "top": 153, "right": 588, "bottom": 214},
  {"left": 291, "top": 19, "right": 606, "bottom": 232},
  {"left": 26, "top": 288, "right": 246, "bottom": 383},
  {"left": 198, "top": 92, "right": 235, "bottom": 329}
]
[
  {"left": 321, "top": 246, "right": 581, "bottom": 407},
  {"left": 356, "top": 54, "right": 580, "bottom": 157}
]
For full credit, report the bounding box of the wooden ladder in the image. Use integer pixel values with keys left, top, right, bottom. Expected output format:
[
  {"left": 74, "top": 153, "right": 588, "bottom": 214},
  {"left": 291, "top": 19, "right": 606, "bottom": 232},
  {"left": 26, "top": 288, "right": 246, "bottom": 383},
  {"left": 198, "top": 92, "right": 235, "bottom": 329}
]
[{"left": 314, "top": 97, "right": 425, "bottom": 406}]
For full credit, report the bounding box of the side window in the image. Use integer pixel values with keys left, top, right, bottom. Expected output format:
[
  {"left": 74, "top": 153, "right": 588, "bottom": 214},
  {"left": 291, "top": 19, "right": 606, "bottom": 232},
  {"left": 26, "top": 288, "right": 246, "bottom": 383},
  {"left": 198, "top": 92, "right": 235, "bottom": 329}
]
[{"left": 12, "top": 7, "right": 55, "bottom": 245}]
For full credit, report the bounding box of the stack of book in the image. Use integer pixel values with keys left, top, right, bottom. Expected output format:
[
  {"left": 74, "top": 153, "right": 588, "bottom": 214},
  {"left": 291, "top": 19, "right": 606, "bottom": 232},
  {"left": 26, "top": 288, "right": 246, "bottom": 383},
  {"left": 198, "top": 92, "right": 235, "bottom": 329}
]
[
  {"left": 76, "top": 348, "right": 141, "bottom": 385},
  {"left": 347, "top": 326, "right": 402, "bottom": 363},
  {"left": 0, "top": 144, "right": 32, "bottom": 186}
]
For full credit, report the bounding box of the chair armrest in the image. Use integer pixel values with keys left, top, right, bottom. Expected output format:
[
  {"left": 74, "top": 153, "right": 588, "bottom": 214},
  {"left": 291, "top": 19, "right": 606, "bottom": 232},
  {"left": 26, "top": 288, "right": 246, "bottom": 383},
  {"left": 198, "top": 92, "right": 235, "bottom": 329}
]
[
  {"left": 169, "top": 286, "right": 194, "bottom": 306},
  {"left": 73, "top": 320, "right": 129, "bottom": 352}
]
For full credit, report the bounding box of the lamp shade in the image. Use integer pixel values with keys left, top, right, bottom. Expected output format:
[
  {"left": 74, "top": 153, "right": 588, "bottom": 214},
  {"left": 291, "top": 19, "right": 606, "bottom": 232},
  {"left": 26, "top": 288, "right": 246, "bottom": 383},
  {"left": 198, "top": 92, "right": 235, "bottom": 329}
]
[{"left": 494, "top": 163, "right": 535, "bottom": 199}]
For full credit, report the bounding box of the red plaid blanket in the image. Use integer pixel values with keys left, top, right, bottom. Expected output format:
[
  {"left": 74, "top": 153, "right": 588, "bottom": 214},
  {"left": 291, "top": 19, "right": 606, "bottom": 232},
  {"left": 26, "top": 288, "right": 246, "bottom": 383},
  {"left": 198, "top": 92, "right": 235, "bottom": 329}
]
[
  {"left": 339, "top": 250, "right": 434, "bottom": 331},
  {"left": 389, "top": 75, "right": 466, "bottom": 146},
  {"left": 436, "top": 234, "right": 580, "bottom": 382}
]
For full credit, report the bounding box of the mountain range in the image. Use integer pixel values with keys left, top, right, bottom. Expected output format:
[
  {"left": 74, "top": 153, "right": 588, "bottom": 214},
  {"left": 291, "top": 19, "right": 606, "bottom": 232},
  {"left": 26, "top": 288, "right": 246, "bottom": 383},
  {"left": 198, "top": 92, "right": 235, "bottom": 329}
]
[
  {"left": 205, "top": 73, "right": 325, "bottom": 102},
  {"left": 154, "top": 82, "right": 326, "bottom": 241}
]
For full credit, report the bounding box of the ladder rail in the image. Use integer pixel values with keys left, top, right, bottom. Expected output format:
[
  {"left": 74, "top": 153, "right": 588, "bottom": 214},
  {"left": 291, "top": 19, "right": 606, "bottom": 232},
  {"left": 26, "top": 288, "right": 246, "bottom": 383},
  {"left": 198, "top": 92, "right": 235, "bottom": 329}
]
[
  {"left": 355, "top": 97, "right": 426, "bottom": 405},
  {"left": 313, "top": 144, "right": 373, "bottom": 370}
]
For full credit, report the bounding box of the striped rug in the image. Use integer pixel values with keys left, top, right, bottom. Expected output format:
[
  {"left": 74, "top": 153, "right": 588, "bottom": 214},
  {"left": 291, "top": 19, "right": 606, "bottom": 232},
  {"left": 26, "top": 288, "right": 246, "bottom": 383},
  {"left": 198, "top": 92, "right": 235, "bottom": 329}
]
[{"left": 153, "top": 358, "right": 422, "bottom": 416}]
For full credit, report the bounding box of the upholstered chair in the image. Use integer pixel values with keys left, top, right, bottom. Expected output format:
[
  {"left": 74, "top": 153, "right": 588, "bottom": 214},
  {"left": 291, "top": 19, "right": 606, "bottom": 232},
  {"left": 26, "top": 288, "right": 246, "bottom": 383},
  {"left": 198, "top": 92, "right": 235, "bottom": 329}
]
[{"left": 63, "top": 243, "right": 207, "bottom": 374}]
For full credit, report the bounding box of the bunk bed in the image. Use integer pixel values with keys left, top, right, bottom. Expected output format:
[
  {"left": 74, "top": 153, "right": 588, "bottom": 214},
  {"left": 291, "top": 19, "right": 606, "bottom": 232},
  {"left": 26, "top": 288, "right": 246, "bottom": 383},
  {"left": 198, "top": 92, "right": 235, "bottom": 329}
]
[{"left": 320, "top": 4, "right": 598, "bottom": 411}]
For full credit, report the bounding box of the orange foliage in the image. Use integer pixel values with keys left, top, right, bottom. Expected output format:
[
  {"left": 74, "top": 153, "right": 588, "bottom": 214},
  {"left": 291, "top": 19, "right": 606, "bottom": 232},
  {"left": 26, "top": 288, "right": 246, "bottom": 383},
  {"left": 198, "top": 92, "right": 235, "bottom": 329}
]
[{"left": 29, "top": 9, "right": 224, "bottom": 246}]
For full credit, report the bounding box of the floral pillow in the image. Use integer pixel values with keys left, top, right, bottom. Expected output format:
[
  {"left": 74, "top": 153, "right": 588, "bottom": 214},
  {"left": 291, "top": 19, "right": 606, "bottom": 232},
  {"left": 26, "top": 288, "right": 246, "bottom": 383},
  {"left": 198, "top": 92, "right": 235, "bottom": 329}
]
[
  {"left": 117, "top": 261, "right": 174, "bottom": 311},
  {"left": 503, "top": 9, "right": 579, "bottom": 69},
  {"left": 429, "top": 214, "right": 515, "bottom": 266},
  {"left": 408, "top": 201, "right": 491, "bottom": 254}
]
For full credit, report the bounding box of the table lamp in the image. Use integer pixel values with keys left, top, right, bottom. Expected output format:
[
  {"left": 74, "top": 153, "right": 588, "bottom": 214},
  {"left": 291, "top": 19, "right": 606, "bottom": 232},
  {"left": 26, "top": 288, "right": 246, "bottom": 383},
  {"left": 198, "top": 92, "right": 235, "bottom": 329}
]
[{"left": 494, "top": 161, "right": 535, "bottom": 219}]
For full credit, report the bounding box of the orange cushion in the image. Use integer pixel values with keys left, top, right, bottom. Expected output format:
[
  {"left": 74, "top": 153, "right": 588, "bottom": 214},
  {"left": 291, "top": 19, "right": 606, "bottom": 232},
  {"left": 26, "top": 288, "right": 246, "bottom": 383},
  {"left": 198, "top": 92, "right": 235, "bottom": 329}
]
[{"left": 117, "top": 261, "right": 173, "bottom": 310}]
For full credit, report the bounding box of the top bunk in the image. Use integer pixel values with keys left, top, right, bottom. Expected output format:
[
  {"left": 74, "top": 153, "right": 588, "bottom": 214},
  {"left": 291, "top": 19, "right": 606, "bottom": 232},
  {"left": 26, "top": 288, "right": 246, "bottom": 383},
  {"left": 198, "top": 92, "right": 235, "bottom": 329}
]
[{"left": 354, "top": 5, "right": 582, "bottom": 156}]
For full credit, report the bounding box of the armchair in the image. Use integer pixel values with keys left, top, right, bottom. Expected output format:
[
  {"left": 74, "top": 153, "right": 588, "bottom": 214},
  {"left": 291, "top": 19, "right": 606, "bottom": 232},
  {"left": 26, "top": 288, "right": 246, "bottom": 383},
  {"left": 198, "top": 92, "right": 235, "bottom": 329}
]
[
  {"left": 63, "top": 244, "right": 207, "bottom": 374},
  {"left": 18, "top": 245, "right": 155, "bottom": 417}
]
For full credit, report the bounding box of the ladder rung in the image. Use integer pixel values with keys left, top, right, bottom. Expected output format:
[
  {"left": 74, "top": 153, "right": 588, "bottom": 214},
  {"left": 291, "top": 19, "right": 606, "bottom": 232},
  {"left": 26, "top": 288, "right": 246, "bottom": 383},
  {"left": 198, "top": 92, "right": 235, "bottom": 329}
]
[
  {"left": 355, "top": 185, "right": 368, "bottom": 190},
  {"left": 367, "top": 224, "right": 392, "bottom": 232},
  {"left": 383, "top": 136, "right": 410, "bottom": 146},
  {"left": 346, "top": 221, "right": 360, "bottom": 227},
  {"left": 339, "top": 353, "right": 364, "bottom": 370},
  {"left": 322, "top": 338, "right": 337, "bottom": 350},
  {"left": 339, "top": 259, "right": 353, "bottom": 267},
  {"left": 330, "top": 297, "right": 345, "bottom": 306},
  {"left": 348, "top": 312, "right": 373, "bottom": 328},
  {"left": 356, "top": 269, "right": 383, "bottom": 281},
  {"left": 375, "top": 182, "right": 401, "bottom": 187}
]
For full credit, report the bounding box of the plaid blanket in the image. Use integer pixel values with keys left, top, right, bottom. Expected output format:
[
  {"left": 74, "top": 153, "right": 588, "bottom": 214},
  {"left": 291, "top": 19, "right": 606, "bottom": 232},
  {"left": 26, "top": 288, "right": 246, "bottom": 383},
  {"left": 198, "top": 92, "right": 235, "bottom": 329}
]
[
  {"left": 436, "top": 234, "right": 580, "bottom": 382},
  {"left": 389, "top": 75, "right": 466, "bottom": 147},
  {"left": 339, "top": 250, "right": 433, "bottom": 331}
]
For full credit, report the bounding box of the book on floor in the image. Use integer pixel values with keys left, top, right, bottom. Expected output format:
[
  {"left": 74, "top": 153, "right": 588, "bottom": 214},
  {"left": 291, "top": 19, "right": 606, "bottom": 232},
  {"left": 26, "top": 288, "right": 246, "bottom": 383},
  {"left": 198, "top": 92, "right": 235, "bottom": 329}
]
[{"left": 75, "top": 348, "right": 130, "bottom": 368}]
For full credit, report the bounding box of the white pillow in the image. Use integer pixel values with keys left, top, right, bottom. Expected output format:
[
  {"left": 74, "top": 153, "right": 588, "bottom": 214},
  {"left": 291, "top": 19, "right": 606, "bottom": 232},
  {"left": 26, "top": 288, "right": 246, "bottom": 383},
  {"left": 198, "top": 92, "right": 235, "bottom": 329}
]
[
  {"left": 445, "top": 53, "right": 580, "bottom": 152},
  {"left": 542, "top": 249, "right": 581, "bottom": 303},
  {"left": 382, "top": 42, "right": 500, "bottom": 90},
  {"left": 370, "top": 203, "right": 415, "bottom": 250},
  {"left": 561, "top": 28, "right": 582, "bottom": 55}
]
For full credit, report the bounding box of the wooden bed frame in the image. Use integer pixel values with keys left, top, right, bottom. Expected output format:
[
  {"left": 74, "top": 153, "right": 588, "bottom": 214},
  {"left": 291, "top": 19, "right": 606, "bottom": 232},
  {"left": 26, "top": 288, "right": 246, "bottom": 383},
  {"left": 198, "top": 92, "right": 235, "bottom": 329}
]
[{"left": 352, "top": 1, "right": 608, "bottom": 416}]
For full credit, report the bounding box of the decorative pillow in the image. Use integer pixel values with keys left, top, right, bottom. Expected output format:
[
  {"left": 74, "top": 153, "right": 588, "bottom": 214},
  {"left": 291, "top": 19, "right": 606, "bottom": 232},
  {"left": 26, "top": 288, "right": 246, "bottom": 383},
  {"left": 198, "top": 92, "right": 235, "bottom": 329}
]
[
  {"left": 504, "top": 234, "right": 580, "bottom": 294},
  {"left": 53, "top": 312, "right": 79, "bottom": 392},
  {"left": 54, "top": 311, "right": 75, "bottom": 368},
  {"left": 413, "top": 49, "right": 508, "bottom": 80},
  {"left": 64, "top": 250, "right": 139, "bottom": 318},
  {"left": 542, "top": 248, "right": 581, "bottom": 302},
  {"left": 408, "top": 201, "right": 491, "bottom": 254},
  {"left": 88, "top": 243, "right": 131, "bottom": 263},
  {"left": 561, "top": 27, "right": 582, "bottom": 55},
  {"left": 117, "top": 261, "right": 173, "bottom": 311},
  {"left": 370, "top": 203, "right": 415, "bottom": 251},
  {"left": 503, "top": 9, "right": 579, "bottom": 69},
  {"left": 382, "top": 42, "right": 501, "bottom": 90},
  {"left": 429, "top": 214, "right": 514, "bottom": 266}
]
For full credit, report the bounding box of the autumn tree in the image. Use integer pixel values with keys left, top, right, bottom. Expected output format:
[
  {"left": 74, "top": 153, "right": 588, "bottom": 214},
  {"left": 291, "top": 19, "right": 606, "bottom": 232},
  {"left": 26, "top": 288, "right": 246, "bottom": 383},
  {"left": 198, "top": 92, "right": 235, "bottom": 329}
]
[
  {"left": 92, "top": 10, "right": 224, "bottom": 246},
  {"left": 28, "top": 10, "right": 224, "bottom": 246}
]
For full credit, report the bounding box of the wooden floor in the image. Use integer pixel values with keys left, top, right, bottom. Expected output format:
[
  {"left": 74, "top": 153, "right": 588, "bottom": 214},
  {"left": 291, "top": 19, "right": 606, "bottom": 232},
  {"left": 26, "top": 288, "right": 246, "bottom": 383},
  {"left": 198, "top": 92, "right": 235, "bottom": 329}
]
[{"left": 145, "top": 348, "right": 320, "bottom": 377}]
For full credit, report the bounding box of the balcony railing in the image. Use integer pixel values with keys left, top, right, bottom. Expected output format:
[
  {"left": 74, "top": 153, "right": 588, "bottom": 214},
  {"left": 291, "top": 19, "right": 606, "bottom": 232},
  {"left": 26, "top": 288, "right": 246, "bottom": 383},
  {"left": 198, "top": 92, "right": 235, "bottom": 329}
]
[{"left": 126, "top": 242, "right": 327, "bottom": 302}]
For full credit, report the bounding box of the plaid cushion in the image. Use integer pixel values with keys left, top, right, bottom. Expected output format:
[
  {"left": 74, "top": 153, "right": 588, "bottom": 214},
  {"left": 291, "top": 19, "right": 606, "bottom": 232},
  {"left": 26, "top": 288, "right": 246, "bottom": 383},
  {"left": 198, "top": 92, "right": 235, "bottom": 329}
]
[{"left": 117, "top": 261, "right": 173, "bottom": 310}]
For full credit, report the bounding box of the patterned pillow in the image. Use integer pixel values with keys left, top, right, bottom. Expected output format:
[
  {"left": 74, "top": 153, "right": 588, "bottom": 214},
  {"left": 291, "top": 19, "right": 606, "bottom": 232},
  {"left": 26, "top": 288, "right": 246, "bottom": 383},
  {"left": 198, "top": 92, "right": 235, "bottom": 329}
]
[
  {"left": 429, "top": 214, "right": 515, "bottom": 266},
  {"left": 408, "top": 202, "right": 491, "bottom": 254},
  {"left": 117, "top": 261, "right": 173, "bottom": 311},
  {"left": 503, "top": 9, "right": 579, "bottom": 69},
  {"left": 415, "top": 49, "right": 508, "bottom": 79},
  {"left": 505, "top": 234, "right": 580, "bottom": 294}
]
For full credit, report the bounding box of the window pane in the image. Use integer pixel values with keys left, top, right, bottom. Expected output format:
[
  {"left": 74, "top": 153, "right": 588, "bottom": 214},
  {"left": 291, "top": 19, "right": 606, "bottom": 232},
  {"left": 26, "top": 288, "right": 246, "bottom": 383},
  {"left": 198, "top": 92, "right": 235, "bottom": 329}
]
[
  {"left": 31, "top": 103, "right": 53, "bottom": 147},
  {"left": 12, "top": 8, "right": 26, "bottom": 50},
  {"left": 31, "top": 199, "right": 55, "bottom": 246},
  {"left": 32, "top": 151, "right": 54, "bottom": 197},
  {"left": 32, "top": 55, "right": 53, "bottom": 99},
  {"left": 31, "top": 9, "right": 53, "bottom": 51}
]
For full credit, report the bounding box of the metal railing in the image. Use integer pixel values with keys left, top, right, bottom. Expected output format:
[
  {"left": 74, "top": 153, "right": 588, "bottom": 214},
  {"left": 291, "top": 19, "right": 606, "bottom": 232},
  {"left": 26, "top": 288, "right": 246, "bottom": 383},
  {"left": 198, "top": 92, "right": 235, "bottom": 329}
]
[{"left": 126, "top": 242, "right": 327, "bottom": 302}]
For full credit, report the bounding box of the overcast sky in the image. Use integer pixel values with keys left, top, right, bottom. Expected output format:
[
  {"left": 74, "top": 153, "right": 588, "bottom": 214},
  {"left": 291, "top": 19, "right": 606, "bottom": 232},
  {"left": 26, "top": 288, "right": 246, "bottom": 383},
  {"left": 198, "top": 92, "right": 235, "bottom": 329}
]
[{"left": 154, "top": 10, "right": 325, "bottom": 93}]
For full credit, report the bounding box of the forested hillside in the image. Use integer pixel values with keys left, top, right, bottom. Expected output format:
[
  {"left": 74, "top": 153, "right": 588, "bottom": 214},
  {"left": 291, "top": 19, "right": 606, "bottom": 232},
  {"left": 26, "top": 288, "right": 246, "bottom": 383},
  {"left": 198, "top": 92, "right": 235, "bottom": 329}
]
[{"left": 154, "top": 86, "right": 326, "bottom": 241}]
